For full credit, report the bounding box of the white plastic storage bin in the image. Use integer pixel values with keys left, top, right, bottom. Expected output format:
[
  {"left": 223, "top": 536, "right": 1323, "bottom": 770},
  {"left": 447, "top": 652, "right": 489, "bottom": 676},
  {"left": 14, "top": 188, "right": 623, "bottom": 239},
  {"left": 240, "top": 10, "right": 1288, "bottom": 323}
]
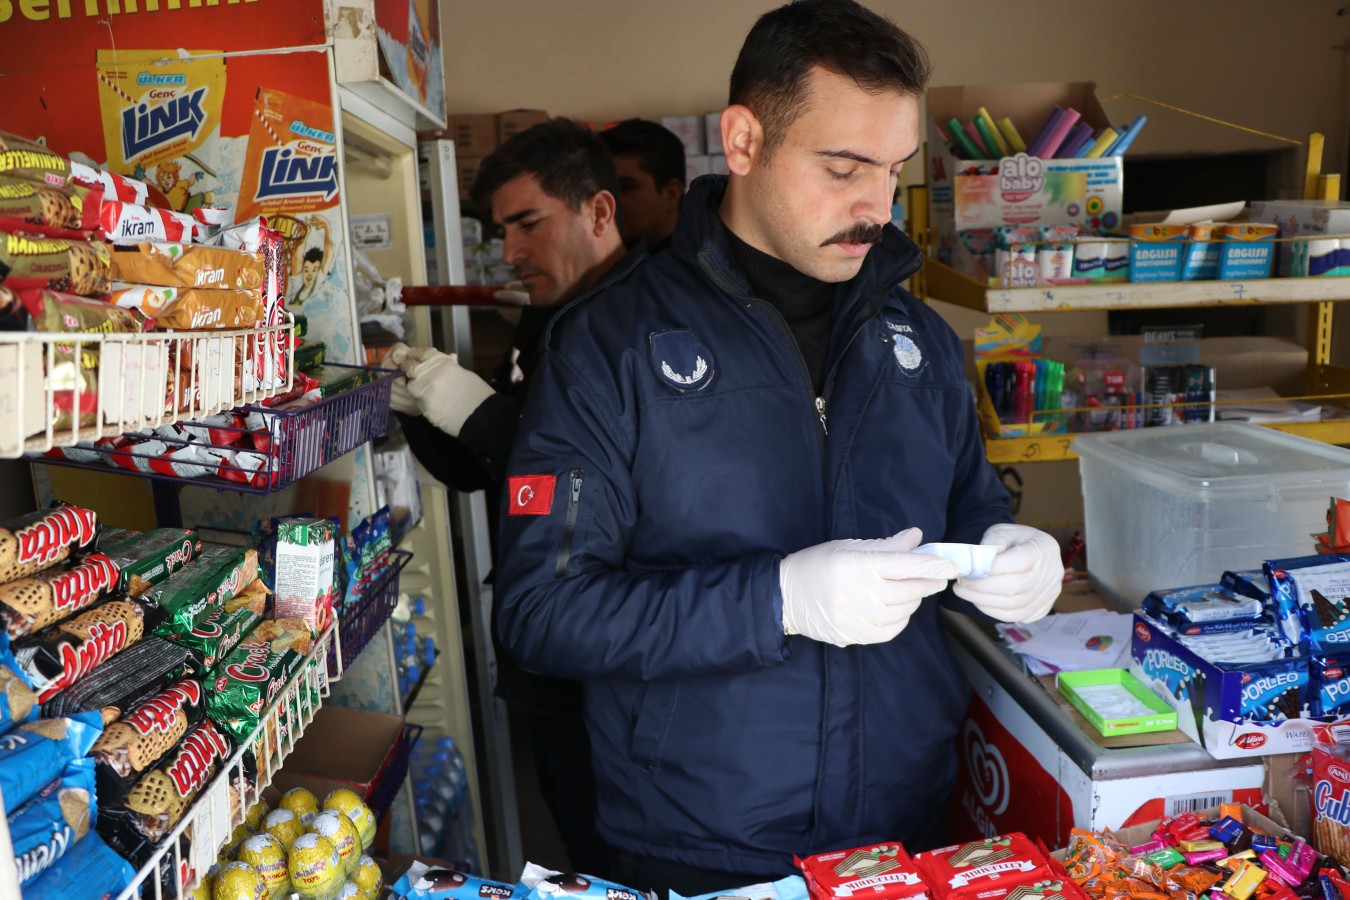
[{"left": 1074, "top": 423, "right": 1350, "bottom": 610}]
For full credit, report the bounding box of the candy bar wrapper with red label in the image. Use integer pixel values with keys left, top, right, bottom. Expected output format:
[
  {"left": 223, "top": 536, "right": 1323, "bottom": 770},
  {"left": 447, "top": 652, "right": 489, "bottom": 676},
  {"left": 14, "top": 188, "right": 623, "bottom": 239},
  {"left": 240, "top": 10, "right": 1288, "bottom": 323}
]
[
  {"left": 162, "top": 578, "right": 267, "bottom": 673},
  {"left": 69, "top": 160, "right": 149, "bottom": 206},
  {"left": 41, "top": 636, "right": 194, "bottom": 725},
  {"left": 0, "top": 553, "right": 120, "bottom": 639},
  {"left": 208, "top": 216, "right": 268, "bottom": 253},
  {"left": 100, "top": 528, "right": 201, "bottom": 597},
  {"left": 179, "top": 411, "right": 247, "bottom": 446},
  {"left": 796, "top": 843, "right": 929, "bottom": 900},
  {"left": 97, "top": 716, "right": 232, "bottom": 851},
  {"left": 205, "top": 618, "right": 310, "bottom": 742},
  {"left": 13, "top": 599, "right": 147, "bottom": 703},
  {"left": 248, "top": 223, "right": 288, "bottom": 392},
  {"left": 0, "top": 504, "right": 99, "bottom": 583},
  {"left": 140, "top": 546, "right": 258, "bottom": 637},
  {"left": 0, "top": 709, "right": 102, "bottom": 815},
  {"left": 10, "top": 755, "right": 98, "bottom": 888},
  {"left": 0, "top": 632, "right": 40, "bottom": 734},
  {"left": 22, "top": 830, "right": 135, "bottom": 900},
  {"left": 915, "top": 834, "right": 1056, "bottom": 900},
  {"left": 98, "top": 199, "right": 199, "bottom": 246},
  {"left": 90, "top": 677, "right": 206, "bottom": 805}
]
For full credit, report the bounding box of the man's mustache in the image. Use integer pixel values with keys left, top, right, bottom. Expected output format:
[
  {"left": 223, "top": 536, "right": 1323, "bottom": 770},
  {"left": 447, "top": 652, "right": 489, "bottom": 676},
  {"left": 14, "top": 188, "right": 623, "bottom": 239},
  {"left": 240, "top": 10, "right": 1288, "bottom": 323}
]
[{"left": 821, "top": 223, "right": 884, "bottom": 247}]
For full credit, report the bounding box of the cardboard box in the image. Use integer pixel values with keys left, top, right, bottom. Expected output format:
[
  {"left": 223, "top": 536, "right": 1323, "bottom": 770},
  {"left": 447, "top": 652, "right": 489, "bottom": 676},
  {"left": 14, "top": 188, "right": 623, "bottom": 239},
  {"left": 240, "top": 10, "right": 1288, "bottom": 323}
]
[
  {"left": 1048, "top": 804, "right": 1285, "bottom": 857},
  {"left": 450, "top": 114, "right": 497, "bottom": 158},
  {"left": 497, "top": 108, "right": 549, "bottom": 144},
  {"left": 1130, "top": 613, "right": 1315, "bottom": 759},
  {"left": 270, "top": 706, "right": 406, "bottom": 800},
  {"left": 1249, "top": 199, "right": 1350, "bottom": 276},
  {"left": 927, "top": 82, "right": 1124, "bottom": 274},
  {"left": 456, "top": 156, "right": 483, "bottom": 203},
  {"left": 662, "top": 114, "right": 704, "bottom": 156}
]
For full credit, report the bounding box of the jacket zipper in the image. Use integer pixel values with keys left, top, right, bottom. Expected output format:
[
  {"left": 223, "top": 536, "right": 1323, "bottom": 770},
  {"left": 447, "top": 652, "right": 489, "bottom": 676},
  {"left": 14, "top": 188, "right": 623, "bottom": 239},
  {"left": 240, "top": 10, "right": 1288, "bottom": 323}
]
[
  {"left": 756, "top": 301, "right": 829, "bottom": 446},
  {"left": 554, "top": 468, "right": 583, "bottom": 578}
]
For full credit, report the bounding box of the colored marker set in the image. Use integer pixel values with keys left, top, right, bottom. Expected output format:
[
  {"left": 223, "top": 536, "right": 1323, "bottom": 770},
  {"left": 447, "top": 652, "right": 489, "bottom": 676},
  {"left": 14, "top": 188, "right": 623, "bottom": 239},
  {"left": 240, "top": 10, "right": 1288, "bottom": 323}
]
[
  {"left": 939, "top": 104, "right": 1146, "bottom": 161},
  {"left": 983, "top": 358, "right": 1066, "bottom": 430}
]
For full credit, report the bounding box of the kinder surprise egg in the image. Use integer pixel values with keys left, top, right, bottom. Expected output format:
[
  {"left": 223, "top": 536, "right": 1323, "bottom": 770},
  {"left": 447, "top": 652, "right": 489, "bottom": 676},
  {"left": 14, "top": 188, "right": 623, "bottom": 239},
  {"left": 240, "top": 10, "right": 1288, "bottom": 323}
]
[
  {"left": 289, "top": 832, "right": 344, "bottom": 898},
  {"left": 280, "top": 787, "right": 320, "bottom": 825},
  {"left": 352, "top": 855, "right": 383, "bottom": 897},
  {"left": 237, "top": 833, "right": 292, "bottom": 900},
  {"left": 323, "top": 788, "right": 377, "bottom": 847},
  {"left": 189, "top": 875, "right": 213, "bottom": 900},
  {"left": 337, "top": 879, "right": 370, "bottom": 900},
  {"left": 311, "top": 809, "right": 361, "bottom": 872},
  {"left": 245, "top": 798, "right": 270, "bottom": 831},
  {"left": 263, "top": 808, "right": 304, "bottom": 852},
  {"left": 213, "top": 861, "right": 267, "bottom": 900}
]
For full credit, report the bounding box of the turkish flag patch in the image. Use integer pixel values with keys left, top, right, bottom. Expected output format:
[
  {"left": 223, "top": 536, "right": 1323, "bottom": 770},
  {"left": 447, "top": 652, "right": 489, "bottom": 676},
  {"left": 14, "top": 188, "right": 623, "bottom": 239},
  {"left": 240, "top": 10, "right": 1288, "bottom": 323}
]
[{"left": 508, "top": 474, "right": 556, "bottom": 516}]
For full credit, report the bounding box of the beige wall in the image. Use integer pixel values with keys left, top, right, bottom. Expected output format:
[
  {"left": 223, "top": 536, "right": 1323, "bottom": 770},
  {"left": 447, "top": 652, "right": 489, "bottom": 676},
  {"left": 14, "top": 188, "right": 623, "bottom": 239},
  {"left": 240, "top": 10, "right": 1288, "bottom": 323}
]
[{"left": 442, "top": 1, "right": 1350, "bottom": 179}]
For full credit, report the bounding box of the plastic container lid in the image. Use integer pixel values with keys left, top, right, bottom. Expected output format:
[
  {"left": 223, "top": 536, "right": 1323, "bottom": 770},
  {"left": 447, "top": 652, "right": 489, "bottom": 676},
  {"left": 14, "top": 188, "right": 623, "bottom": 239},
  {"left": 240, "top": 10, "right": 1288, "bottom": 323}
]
[{"left": 1072, "top": 422, "right": 1350, "bottom": 496}]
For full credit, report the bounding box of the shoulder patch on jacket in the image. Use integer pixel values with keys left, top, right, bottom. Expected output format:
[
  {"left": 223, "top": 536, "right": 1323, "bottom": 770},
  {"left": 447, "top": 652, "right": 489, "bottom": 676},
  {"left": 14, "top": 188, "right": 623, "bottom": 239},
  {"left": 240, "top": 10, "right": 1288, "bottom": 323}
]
[
  {"left": 649, "top": 329, "right": 715, "bottom": 391},
  {"left": 881, "top": 315, "right": 926, "bottom": 375},
  {"left": 508, "top": 474, "right": 556, "bottom": 515}
]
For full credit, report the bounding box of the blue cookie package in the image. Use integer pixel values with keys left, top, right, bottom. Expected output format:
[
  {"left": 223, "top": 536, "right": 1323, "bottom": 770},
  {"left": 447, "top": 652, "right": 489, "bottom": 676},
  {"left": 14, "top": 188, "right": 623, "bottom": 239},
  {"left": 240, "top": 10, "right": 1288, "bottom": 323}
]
[
  {"left": 518, "top": 862, "right": 653, "bottom": 900},
  {"left": 390, "top": 861, "right": 518, "bottom": 899},
  {"left": 1266, "top": 554, "right": 1350, "bottom": 649},
  {"left": 672, "top": 876, "right": 809, "bottom": 900},
  {"left": 0, "top": 709, "right": 101, "bottom": 815},
  {"left": 11, "top": 756, "right": 98, "bottom": 887},
  {"left": 0, "top": 631, "right": 39, "bottom": 735},
  {"left": 22, "top": 830, "right": 134, "bottom": 900}
]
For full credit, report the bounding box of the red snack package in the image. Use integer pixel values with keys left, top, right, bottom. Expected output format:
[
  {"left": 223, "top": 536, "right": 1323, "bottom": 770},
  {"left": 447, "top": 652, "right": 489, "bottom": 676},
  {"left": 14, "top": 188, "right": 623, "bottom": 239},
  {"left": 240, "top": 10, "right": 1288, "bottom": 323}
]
[
  {"left": 915, "top": 834, "right": 1056, "bottom": 900},
  {"left": 796, "top": 843, "right": 929, "bottom": 900}
]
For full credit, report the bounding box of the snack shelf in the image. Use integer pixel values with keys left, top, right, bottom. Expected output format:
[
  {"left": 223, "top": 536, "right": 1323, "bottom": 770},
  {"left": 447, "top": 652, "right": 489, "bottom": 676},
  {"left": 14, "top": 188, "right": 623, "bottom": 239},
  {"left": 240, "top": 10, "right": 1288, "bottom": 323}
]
[
  {"left": 329, "top": 548, "right": 414, "bottom": 680},
  {"left": 28, "top": 364, "right": 397, "bottom": 494},
  {"left": 1, "top": 317, "right": 294, "bottom": 459},
  {"left": 115, "top": 624, "right": 335, "bottom": 900},
  {"left": 922, "top": 256, "right": 1350, "bottom": 314}
]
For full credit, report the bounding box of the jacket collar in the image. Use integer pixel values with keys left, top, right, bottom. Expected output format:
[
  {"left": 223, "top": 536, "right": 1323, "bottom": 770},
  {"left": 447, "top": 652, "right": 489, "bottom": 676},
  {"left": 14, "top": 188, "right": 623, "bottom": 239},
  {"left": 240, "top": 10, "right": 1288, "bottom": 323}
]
[{"left": 672, "top": 174, "right": 924, "bottom": 311}]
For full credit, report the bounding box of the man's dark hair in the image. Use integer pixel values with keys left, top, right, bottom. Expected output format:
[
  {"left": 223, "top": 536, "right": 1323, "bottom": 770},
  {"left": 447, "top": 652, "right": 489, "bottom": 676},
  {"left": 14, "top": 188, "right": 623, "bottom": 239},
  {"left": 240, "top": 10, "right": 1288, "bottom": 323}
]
[
  {"left": 599, "top": 119, "right": 687, "bottom": 188},
  {"left": 470, "top": 117, "right": 619, "bottom": 212},
  {"left": 303, "top": 247, "right": 323, "bottom": 264},
  {"left": 729, "top": 0, "right": 931, "bottom": 158}
]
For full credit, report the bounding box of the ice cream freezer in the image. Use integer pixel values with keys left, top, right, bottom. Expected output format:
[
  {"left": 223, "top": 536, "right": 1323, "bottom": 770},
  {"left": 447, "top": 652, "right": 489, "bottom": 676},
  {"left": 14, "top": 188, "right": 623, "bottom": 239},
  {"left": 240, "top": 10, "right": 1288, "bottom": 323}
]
[{"left": 941, "top": 597, "right": 1272, "bottom": 846}]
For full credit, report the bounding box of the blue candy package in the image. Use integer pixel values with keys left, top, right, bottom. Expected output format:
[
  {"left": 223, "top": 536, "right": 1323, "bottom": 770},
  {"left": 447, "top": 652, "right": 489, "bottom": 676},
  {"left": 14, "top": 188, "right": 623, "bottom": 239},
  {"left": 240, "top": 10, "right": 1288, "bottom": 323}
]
[
  {"left": 11, "top": 756, "right": 98, "bottom": 886},
  {"left": 1266, "top": 554, "right": 1350, "bottom": 650},
  {"left": 390, "top": 861, "right": 519, "bottom": 900},
  {"left": 1239, "top": 655, "right": 1308, "bottom": 721},
  {"left": 22, "top": 829, "right": 134, "bottom": 900},
  {"left": 1312, "top": 657, "right": 1350, "bottom": 717},
  {"left": 0, "top": 631, "right": 38, "bottom": 735},
  {"left": 0, "top": 709, "right": 101, "bottom": 815},
  {"left": 1221, "top": 569, "right": 1272, "bottom": 601},
  {"left": 518, "top": 862, "right": 653, "bottom": 900},
  {"left": 672, "top": 876, "right": 809, "bottom": 900}
]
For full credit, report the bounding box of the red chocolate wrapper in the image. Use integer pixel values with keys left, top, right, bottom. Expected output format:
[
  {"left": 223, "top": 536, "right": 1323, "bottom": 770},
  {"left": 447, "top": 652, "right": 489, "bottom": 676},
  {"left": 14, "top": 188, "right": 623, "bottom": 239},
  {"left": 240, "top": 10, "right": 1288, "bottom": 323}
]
[
  {"left": 915, "top": 834, "right": 1055, "bottom": 900},
  {"left": 796, "top": 843, "right": 930, "bottom": 900},
  {"left": 0, "top": 552, "right": 120, "bottom": 639},
  {"left": 13, "top": 598, "right": 147, "bottom": 702},
  {"left": 0, "top": 504, "right": 99, "bottom": 583},
  {"left": 90, "top": 677, "right": 206, "bottom": 804}
]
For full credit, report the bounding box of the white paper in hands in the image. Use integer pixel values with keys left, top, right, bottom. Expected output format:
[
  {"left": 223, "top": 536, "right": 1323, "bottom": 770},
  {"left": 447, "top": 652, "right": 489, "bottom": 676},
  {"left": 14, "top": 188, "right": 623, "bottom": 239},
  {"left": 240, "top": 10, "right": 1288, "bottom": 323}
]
[{"left": 912, "top": 542, "right": 998, "bottom": 579}]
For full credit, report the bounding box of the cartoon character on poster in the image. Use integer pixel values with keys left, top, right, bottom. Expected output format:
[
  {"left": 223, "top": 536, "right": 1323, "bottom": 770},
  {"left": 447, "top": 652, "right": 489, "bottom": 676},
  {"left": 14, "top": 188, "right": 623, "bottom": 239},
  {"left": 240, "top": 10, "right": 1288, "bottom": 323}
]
[{"left": 237, "top": 87, "right": 342, "bottom": 309}]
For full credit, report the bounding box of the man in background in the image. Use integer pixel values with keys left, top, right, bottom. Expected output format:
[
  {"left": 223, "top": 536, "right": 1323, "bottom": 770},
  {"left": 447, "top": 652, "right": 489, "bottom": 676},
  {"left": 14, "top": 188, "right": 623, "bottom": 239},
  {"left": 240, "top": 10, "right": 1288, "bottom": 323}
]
[
  {"left": 600, "top": 118, "right": 685, "bottom": 252},
  {"left": 390, "top": 117, "right": 638, "bottom": 876}
]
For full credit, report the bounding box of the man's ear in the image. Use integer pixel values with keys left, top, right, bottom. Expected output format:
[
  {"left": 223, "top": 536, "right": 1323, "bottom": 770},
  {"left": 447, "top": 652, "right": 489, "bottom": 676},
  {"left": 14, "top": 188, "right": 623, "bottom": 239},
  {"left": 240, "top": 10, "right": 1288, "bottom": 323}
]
[
  {"left": 661, "top": 179, "right": 684, "bottom": 213},
  {"left": 590, "top": 189, "right": 618, "bottom": 236},
  {"left": 720, "top": 104, "right": 763, "bottom": 176}
]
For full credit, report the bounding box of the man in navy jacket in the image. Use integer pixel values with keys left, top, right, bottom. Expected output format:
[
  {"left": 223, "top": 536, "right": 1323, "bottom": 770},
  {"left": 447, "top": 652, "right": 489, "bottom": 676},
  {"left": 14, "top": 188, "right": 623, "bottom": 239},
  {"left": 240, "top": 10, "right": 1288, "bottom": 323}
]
[{"left": 495, "top": 2, "right": 1063, "bottom": 894}]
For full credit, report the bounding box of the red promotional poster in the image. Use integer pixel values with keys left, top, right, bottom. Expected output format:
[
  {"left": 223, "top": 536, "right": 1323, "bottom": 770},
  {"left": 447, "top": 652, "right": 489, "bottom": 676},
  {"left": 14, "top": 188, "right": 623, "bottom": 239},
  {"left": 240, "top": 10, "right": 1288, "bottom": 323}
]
[{"left": 373, "top": 0, "right": 443, "bottom": 117}]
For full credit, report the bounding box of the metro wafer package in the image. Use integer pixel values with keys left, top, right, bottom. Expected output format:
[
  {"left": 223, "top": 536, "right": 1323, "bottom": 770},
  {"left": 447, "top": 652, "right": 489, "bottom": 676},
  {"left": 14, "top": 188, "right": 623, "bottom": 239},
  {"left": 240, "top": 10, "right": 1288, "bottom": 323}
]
[
  {"left": 0, "top": 232, "right": 111, "bottom": 295},
  {"left": 14, "top": 598, "right": 148, "bottom": 702},
  {"left": 10, "top": 755, "right": 97, "bottom": 887},
  {"left": 0, "top": 710, "right": 101, "bottom": 815},
  {"left": 0, "top": 504, "right": 99, "bottom": 583},
  {"left": 111, "top": 241, "right": 266, "bottom": 291},
  {"left": 101, "top": 527, "right": 201, "bottom": 597},
  {"left": 41, "top": 636, "right": 194, "bottom": 725},
  {"left": 0, "top": 552, "right": 120, "bottom": 639},
  {"left": 91, "top": 677, "right": 205, "bottom": 804},
  {"left": 796, "top": 843, "right": 929, "bottom": 900},
  {"left": 914, "top": 834, "right": 1057, "bottom": 900},
  {"left": 99, "top": 200, "right": 201, "bottom": 245},
  {"left": 140, "top": 546, "right": 259, "bottom": 637}
]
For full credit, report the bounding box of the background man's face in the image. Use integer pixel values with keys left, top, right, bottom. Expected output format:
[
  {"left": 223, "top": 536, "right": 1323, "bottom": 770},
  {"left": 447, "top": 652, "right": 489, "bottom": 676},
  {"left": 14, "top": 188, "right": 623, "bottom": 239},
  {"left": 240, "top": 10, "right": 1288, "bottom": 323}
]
[
  {"left": 742, "top": 67, "right": 919, "bottom": 282},
  {"left": 493, "top": 173, "right": 603, "bottom": 307},
  {"left": 613, "top": 154, "right": 673, "bottom": 248}
]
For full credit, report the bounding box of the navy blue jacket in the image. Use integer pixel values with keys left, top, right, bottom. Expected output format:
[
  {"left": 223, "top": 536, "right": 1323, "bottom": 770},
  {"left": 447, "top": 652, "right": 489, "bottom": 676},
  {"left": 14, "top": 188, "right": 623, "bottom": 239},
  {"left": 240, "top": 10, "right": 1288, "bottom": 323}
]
[{"left": 494, "top": 176, "right": 1011, "bottom": 874}]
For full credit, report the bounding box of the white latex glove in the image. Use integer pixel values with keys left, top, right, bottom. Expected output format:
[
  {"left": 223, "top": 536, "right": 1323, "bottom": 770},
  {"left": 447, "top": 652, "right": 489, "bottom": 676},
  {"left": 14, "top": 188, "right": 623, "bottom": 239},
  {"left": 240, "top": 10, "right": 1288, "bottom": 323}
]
[
  {"left": 386, "top": 342, "right": 495, "bottom": 438},
  {"left": 779, "top": 528, "right": 959, "bottom": 647},
  {"left": 953, "top": 523, "right": 1063, "bottom": 623},
  {"left": 389, "top": 375, "right": 420, "bottom": 415}
]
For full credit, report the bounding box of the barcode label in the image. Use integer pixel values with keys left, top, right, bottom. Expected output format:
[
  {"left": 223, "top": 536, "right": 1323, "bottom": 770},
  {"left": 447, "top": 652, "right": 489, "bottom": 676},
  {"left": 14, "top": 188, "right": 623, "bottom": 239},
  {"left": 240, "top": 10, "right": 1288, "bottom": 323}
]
[{"left": 1166, "top": 791, "right": 1232, "bottom": 816}]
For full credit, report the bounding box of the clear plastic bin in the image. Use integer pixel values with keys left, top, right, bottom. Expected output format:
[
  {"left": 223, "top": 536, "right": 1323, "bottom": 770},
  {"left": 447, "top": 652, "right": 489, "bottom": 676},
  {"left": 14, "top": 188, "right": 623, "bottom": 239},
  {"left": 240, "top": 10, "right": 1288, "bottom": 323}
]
[{"left": 1074, "top": 422, "right": 1350, "bottom": 610}]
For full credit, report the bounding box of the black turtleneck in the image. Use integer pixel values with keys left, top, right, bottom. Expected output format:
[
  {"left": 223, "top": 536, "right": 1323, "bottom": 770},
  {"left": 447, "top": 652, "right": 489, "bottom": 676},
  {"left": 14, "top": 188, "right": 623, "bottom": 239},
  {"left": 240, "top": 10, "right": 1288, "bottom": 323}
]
[{"left": 724, "top": 228, "right": 834, "bottom": 395}]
